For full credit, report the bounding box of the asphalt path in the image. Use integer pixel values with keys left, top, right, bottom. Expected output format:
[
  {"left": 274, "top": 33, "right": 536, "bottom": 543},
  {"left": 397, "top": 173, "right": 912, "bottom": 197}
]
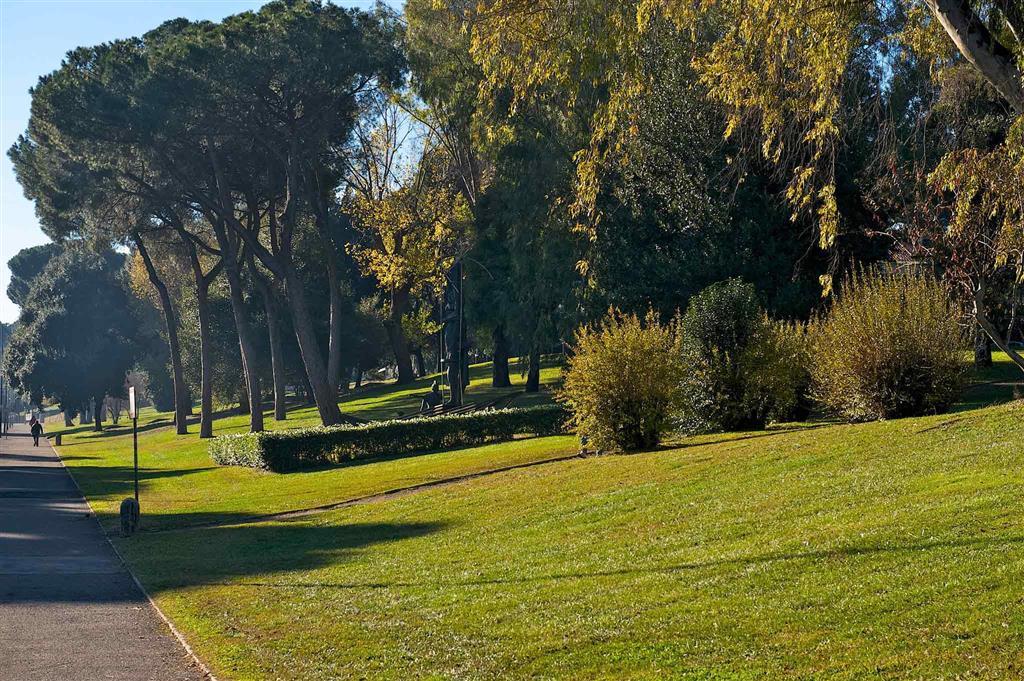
[{"left": 0, "top": 424, "right": 206, "bottom": 681}]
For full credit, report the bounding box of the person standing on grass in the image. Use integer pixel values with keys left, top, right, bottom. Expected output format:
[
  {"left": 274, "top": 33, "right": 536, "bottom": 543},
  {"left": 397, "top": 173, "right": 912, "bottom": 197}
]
[{"left": 29, "top": 417, "right": 43, "bottom": 446}]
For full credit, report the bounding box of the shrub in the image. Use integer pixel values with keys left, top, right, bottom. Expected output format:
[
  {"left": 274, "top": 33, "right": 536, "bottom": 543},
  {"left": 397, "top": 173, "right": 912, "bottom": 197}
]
[
  {"left": 752, "top": 319, "right": 814, "bottom": 423},
  {"left": 209, "top": 405, "right": 568, "bottom": 472},
  {"left": 809, "top": 268, "right": 967, "bottom": 420},
  {"left": 676, "top": 279, "right": 809, "bottom": 432},
  {"left": 560, "top": 309, "right": 684, "bottom": 452}
]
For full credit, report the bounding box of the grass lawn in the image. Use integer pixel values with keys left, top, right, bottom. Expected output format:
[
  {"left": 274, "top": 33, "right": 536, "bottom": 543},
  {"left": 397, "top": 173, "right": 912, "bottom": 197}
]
[
  {"left": 57, "top": 354, "right": 1024, "bottom": 679},
  {"left": 55, "top": 359, "right": 565, "bottom": 533}
]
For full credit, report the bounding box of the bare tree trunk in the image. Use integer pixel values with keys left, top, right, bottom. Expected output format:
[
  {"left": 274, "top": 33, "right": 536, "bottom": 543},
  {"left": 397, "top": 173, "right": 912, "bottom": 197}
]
[
  {"left": 253, "top": 274, "right": 288, "bottom": 422},
  {"left": 63, "top": 410, "right": 74, "bottom": 427},
  {"left": 525, "top": 347, "right": 541, "bottom": 393},
  {"left": 284, "top": 267, "right": 343, "bottom": 425},
  {"left": 216, "top": 225, "right": 264, "bottom": 433},
  {"left": 194, "top": 275, "right": 215, "bottom": 438},
  {"left": 491, "top": 325, "right": 512, "bottom": 388},
  {"left": 387, "top": 288, "right": 416, "bottom": 385},
  {"left": 313, "top": 209, "right": 345, "bottom": 395},
  {"left": 135, "top": 235, "right": 189, "bottom": 434},
  {"left": 93, "top": 394, "right": 104, "bottom": 432},
  {"left": 247, "top": 256, "right": 288, "bottom": 422},
  {"left": 925, "top": 0, "right": 1024, "bottom": 111}
]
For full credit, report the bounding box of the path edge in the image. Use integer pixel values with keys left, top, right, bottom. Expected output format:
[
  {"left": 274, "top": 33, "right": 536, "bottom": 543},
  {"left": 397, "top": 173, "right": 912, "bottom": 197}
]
[{"left": 49, "top": 436, "right": 220, "bottom": 681}]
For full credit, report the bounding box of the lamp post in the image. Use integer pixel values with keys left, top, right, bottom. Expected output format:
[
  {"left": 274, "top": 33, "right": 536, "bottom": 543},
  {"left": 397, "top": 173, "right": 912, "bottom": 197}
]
[{"left": 119, "top": 386, "right": 140, "bottom": 535}]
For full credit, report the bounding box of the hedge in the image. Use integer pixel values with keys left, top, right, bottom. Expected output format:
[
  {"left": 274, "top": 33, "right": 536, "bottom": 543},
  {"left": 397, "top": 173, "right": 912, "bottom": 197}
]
[{"left": 209, "top": 404, "right": 569, "bottom": 472}]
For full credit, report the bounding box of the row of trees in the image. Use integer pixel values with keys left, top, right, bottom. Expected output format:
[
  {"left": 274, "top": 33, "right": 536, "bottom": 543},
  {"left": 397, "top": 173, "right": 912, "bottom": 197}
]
[{"left": 4, "top": 0, "right": 1023, "bottom": 435}]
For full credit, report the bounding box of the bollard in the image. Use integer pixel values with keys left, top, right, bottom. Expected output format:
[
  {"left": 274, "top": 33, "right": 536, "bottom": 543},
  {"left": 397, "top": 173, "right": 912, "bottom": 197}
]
[
  {"left": 119, "top": 497, "right": 140, "bottom": 536},
  {"left": 54, "top": 433, "right": 62, "bottom": 446}
]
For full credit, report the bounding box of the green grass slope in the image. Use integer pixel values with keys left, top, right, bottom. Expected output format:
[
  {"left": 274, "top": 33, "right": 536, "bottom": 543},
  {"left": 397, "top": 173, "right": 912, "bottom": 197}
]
[
  {"left": 57, "top": 355, "right": 1024, "bottom": 679},
  {"left": 55, "top": 359, "right": 564, "bottom": 533}
]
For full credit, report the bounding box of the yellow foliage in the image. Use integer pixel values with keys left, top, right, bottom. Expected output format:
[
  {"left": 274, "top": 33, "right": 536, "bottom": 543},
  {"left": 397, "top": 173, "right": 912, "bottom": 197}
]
[
  {"left": 930, "top": 116, "right": 1024, "bottom": 278},
  {"left": 347, "top": 170, "right": 472, "bottom": 302}
]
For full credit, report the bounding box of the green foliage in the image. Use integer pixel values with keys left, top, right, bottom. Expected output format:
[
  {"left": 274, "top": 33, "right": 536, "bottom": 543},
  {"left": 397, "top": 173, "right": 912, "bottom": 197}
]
[
  {"left": 560, "top": 309, "right": 684, "bottom": 452},
  {"left": 751, "top": 319, "right": 814, "bottom": 423},
  {"left": 209, "top": 405, "right": 568, "bottom": 472},
  {"left": 1, "top": 244, "right": 139, "bottom": 412},
  {"left": 677, "top": 279, "right": 807, "bottom": 433},
  {"left": 809, "top": 269, "right": 968, "bottom": 420},
  {"left": 5, "top": 243, "right": 62, "bottom": 307}
]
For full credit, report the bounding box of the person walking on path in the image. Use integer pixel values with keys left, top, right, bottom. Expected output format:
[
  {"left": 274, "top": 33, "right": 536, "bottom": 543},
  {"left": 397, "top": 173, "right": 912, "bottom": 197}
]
[{"left": 29, "top": 416, "right": 43, "bottom": 446}]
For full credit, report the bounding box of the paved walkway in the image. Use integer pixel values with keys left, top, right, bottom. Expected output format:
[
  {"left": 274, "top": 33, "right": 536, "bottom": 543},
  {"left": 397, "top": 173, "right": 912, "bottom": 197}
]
[{"left": 0, "top": 424, "right": 206, "bottom": 681}]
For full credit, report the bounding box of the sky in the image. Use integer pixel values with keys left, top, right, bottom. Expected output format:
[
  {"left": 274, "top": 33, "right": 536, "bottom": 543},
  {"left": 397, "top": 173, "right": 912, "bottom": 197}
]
[{"left": 0, "top": 0, "right": 391, "bottom": 324}]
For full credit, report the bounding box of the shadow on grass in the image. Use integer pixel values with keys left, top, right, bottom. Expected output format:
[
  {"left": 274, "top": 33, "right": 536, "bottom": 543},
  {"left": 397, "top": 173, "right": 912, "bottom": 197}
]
[
  {"left": 67, "top": 464, "right": 218, "bottom": 502},
  {"left": 120, "top": 518, "right": 447, "bottom": 595},
  {"left": 201, "top": 532, "right": 1024, "bottom": 593}
]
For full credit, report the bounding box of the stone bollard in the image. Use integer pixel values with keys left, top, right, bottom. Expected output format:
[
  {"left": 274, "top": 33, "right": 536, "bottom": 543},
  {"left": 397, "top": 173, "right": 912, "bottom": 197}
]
[{"left": 119, "top": 498, "right": 140, "bottom": 537}]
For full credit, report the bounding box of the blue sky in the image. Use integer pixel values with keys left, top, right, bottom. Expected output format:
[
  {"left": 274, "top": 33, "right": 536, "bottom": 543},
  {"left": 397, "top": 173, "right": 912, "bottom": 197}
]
[{"left": 0, "top": 0, "right": 391, "bottom": 323}]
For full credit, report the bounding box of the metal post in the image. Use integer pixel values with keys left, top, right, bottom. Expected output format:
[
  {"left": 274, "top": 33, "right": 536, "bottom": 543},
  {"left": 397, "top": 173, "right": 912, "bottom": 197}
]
[{"left": 133, "top": 415, "right": 139, "bottom": 503}]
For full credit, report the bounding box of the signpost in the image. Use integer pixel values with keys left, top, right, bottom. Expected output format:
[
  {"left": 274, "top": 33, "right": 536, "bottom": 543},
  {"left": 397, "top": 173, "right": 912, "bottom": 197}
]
[
  {"left": 129, "top": 386, "right": 138, "bottom": 503},
  {"left": 120, "top": 386, "right": 140, "bottom": 536}
]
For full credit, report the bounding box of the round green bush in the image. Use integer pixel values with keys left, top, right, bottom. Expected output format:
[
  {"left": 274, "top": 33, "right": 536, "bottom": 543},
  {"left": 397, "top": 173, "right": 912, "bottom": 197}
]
[
  {"left": 810, "top": 269, "right": 967, "bottom": 420},
  {"left": 677, "top": 278, "right": 808, "bottom": 433}
]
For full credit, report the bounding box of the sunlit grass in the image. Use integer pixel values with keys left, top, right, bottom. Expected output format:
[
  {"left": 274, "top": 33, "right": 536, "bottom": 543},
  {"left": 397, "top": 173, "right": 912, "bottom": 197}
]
[{"left": 53, "top": 353, "right": 1024, "bottom": 679}]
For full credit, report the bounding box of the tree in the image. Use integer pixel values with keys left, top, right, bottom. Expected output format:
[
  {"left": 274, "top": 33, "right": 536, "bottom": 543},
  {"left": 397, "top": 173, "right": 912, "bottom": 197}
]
[
  {"left": 6, "top": 243, "right": 62, "bottom": 307},
  {"left": 1, "top": 245, "right": 138, "bottom": 431},
  {"left": 466, "top": 0, "right": 1024, "bottom": 370},
  {"left": 345, "top": 105, "right": 472, "bottom": 384},
  {"left": 11, "top": 1, "right": 405, "bottom": 429}
]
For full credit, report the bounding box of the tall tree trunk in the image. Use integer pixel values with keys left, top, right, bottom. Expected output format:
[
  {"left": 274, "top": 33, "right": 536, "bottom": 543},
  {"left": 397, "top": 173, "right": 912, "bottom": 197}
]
[
  {"left": 525, "top": 347, "right": 541, "bottom": 393},
  {"left": 135, "top": 235, "right": 189, "bottom": 435},
  {"left": 247, "top": 256, "right": 288, "bottom": 422},
  {"left": 262, "top": 284, "right": 290, "bottom": 419},
  {"left": 216, "top": 227, "right": 264, "bottom": 433},
  {"left": 93, "top": 394, "right": 104, "bottom": 432},
  {"left": 925, "top": 0, "right": 1024, "bottom": 111},
  {"left": 491, "top": 325, "right": 512, "bottom": 388},
  {"left": 387, "top": 288, "right": 416, "bottom": 384},
  {"left": 313, "top": 209, "right": 344, "bottom": 395},
  {"left": 63, "top": 410, "right": 73, "bottom": 427},
  {"left": 284, "top": 267, "right": 343, "bottom": 425},
  {"left": 177, "top": 227, "right": 222, "bottom": 439},
  {"left": 195, "top": 274, "right": 216, "bottom": 438}
]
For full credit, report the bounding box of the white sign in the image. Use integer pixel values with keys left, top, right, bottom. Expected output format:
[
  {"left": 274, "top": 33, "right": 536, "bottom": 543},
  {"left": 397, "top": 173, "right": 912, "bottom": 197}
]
[{"left": 128, "top": 386, "right": 137, "bottom": 419}]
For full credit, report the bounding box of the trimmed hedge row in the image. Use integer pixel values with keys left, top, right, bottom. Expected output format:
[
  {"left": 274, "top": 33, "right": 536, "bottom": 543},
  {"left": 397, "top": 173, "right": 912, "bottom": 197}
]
[{"left": 209, "top": 404, "right": 568, "bottom": 472}]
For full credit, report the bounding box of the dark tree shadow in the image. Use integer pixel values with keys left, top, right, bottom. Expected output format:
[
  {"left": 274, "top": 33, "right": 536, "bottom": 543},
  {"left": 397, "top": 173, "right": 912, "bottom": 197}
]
[
  {"left": 65, "top": 464, "right": 218, "bottom": 502},
  {"left": 119, "top": 517, "right": 447, "bottom": 596},
  {"left": 199, "top": 532, "right": 1024, "bottom": 593}
]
